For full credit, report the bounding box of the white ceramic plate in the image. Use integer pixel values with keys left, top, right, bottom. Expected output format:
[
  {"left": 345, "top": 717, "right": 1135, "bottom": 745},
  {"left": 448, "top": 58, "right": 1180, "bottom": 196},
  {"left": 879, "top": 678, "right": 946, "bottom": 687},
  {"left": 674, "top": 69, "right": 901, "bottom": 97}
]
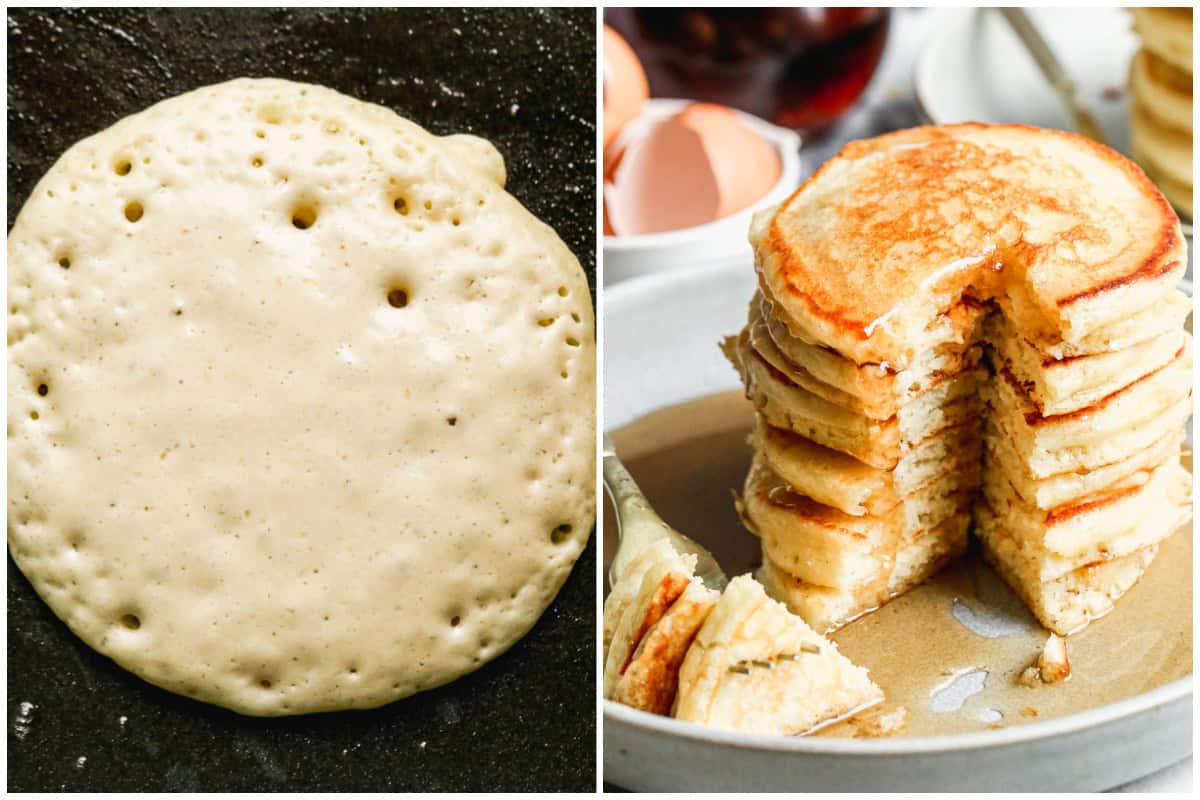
[
  {"left": 602, "top": 260, "right": 1193, "bottom": 792},
  {"left": 914, "top": 7, "right": 1136, "bottom": 154}
]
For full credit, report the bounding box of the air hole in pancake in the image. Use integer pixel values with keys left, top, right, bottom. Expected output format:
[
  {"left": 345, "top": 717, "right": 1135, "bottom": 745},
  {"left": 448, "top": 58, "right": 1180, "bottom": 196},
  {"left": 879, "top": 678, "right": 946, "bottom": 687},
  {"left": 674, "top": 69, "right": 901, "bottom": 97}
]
[
  {"left": 255, "top": 129, "right": 266, "bottom": 139},
  {"left": 124, "top": 201, "right": 144, "bottom": 223},
  {"left": 387, "top": 287, "right": 409, "bottom": 308},
  {"left": 259, "top": 105, "right": 283, "bottom": 125},
  {"left": 58, "top": 255, "right": 71, "bottom": 269},
  {"left": 37, "top": 383, "right": 48, "bottom": 396},
  {"left": 393, "top": 196, "right": 409, "bottom": 216},
  {"left": 325, "top": 121, "right": 341, "bottom": 134},
  {"left": 291, "top": 204, "right": 317, "bottom": 230},
  {"left": 424, "top": 200, "right": 433, "bottom": 211},
  {"left": 538, "top": 318, "right": 554, "bottom": 327},
  {"left": 551, "top": 523, "right": 572, "bottom": 544},
  {"left": 259, "top": 678, "right": 273, "bottom": 689},
  {"left": 120, "top": 614, "right": 141, "bottom": 630},
  {"left": 450, "top": 615, "right": 462, "bottom": 627},
  {"left": 566, "top": 337, "right": 580, "bottom": 347},
  {"left": 557, "top": 286, "right": 568, "bottom": 297},
  {"left": 451, "top": 216, "right": 461, "bottom": 227},
  {"left": 561, "top": 370, "right": 569, "bottom": 380},
  {"left": 446, "top": 416, "right": 457, "bottom": 427},
  {"left": 251, "top": 156, "right": 264, "bottom": 168},
  {"left": 114, "top": 158, "right": 132, "bottom": 176},
  {"left": 571, "top": 312, "right": 580, "bottom": 322},
  {"left": 29, "top": 411, "right": 39, "bottom": 421}
]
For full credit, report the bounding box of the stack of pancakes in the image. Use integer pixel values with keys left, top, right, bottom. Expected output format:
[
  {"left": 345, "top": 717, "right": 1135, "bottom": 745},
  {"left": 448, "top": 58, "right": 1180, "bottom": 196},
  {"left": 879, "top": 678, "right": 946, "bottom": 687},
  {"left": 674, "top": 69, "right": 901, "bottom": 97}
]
[
  {"left": 728, "top": 124, "right": 1192, "bottom": 636},
  {"left": 1129, "top": 7, "right": 1193, "bottom": 218}
]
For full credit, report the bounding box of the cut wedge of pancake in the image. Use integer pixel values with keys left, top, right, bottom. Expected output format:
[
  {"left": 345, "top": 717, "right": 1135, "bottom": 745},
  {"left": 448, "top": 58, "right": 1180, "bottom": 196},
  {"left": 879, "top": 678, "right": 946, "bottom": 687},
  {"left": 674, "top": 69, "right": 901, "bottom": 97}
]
[
  {"left": 603, "top": 542, "right": 699, "bottom": 698},
  {"left": 674, "top": 575, "right": 883, "bottom": 735},
  {"left": 757, "top": 513, "right": 970, "bottom": 633},
  {"left": 611, "top": 580, "right": 720, "bottom": 715},
  {"left": 603, "top": 539, "right": 695, "bottom": 655},
  {"left": 751, "top": 124, "right": 1185, "bottom": 368}
]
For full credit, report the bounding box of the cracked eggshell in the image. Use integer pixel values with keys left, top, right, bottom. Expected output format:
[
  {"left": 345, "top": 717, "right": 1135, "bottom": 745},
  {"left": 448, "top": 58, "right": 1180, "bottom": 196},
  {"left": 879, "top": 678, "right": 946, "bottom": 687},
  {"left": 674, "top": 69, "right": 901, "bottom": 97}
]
[{"left": 605, "top": 102, "right": 782, "bottom": 237}]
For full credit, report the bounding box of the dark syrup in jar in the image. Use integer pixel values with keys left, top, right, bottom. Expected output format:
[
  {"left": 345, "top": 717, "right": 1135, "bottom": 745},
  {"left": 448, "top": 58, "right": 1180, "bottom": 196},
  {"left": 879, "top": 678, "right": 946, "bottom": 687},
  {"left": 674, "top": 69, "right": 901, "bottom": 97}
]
[{"left": 606, "top": 8, "right": 890, "bottom": 135}]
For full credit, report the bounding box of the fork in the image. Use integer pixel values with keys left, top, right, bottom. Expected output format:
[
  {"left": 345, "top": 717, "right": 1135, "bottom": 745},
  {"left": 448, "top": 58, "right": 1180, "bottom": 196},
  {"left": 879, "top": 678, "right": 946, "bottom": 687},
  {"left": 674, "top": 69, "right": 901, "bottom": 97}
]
[{"left": 603, "top": 433, "right": 728, "bottom": 592}]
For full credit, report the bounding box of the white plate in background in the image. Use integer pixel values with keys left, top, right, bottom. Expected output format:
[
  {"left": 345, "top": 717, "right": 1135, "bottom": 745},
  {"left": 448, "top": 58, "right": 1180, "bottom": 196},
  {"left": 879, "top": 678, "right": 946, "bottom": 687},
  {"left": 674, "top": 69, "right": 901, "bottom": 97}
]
[{"left": 914, "top": 7, "right": 1137, "bottom": 154}]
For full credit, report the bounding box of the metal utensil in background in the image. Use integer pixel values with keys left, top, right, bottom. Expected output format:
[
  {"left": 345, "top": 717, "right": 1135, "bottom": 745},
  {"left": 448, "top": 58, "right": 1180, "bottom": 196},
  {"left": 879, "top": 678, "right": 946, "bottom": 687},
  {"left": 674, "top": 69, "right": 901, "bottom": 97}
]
[
  {"left": 603, "top": 435, "right": 728, "bottom": 592},
  {"left": 997, "top": 7, "right": 1110, "bottom": 147}
]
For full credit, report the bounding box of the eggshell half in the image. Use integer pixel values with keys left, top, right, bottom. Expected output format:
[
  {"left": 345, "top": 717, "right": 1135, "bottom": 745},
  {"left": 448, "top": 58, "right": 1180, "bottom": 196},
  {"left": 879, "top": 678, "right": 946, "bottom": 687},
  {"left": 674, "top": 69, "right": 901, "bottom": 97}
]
[
  {"left": 605, "top": 102, "right": 782, "bottom": 236},
  {"left": 603, "top": 26, "right": 649, "bottom": 152}
]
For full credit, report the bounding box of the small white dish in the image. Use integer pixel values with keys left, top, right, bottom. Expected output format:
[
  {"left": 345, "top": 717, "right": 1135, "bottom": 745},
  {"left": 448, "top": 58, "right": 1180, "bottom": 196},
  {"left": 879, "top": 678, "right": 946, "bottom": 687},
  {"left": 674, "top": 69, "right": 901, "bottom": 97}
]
[
  {"left": 602, "top": 99, "right": 802, "bottom": 286},
  {"left": 603, "top": 259, "right": 1193, "bottom": 792}
]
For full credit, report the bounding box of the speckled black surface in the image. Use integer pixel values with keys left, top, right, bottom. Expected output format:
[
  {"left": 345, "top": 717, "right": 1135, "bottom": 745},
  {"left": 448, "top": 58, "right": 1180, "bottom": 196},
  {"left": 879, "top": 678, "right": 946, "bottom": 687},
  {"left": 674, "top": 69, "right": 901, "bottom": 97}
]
[{"left": 7, "top": 7, "right": 597, "bottom": 792}]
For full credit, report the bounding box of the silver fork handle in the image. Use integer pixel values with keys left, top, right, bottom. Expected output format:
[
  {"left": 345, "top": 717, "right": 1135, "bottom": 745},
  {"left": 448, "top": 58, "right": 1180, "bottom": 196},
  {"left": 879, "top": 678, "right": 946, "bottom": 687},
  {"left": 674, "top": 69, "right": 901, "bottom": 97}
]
[{"left": 603, "top": 434, "right": 672, "bottom": 584}]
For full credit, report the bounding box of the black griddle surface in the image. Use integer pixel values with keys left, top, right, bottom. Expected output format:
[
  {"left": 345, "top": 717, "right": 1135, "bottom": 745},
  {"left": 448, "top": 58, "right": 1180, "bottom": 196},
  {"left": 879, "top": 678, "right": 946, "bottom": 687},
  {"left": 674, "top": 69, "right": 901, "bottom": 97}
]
[{"left": 7, "top": 7, "right": 596, "bottom": 792}]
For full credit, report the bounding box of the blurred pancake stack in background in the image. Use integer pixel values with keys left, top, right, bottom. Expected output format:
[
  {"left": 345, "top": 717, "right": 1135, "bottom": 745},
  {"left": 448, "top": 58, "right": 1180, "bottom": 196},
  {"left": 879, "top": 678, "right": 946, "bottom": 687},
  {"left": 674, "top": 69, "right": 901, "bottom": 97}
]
[{"left": 1129, "top": 6, "right": 1193, "bottom": 219}]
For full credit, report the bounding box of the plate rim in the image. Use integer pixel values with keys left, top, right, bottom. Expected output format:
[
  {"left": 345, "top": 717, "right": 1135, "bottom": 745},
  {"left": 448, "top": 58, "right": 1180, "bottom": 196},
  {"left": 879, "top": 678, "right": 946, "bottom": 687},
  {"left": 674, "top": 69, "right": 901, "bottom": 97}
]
[
  {"left": 604, "top": 673, "right": 1192, "bottom": 754},
  {"left": 911, "top": 6, "right": 977, "bottom": 127},
  {"left": 603, "top": 259, "right": 1194, "bottom": 754}
]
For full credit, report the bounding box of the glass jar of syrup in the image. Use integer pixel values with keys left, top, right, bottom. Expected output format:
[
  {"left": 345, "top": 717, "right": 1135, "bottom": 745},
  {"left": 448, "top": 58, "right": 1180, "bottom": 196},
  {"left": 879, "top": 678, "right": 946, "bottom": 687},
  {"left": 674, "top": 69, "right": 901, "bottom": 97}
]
[{"left": 606, "top": 8, "right": 891, "bottom": 136}]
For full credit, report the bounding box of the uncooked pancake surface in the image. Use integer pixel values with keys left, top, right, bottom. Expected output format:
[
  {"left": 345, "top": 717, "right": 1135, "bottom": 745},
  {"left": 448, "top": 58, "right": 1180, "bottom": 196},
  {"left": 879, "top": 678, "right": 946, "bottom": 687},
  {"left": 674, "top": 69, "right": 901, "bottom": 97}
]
[{"left": 7, "top": 78, "right": 595, "bottom": 715}]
